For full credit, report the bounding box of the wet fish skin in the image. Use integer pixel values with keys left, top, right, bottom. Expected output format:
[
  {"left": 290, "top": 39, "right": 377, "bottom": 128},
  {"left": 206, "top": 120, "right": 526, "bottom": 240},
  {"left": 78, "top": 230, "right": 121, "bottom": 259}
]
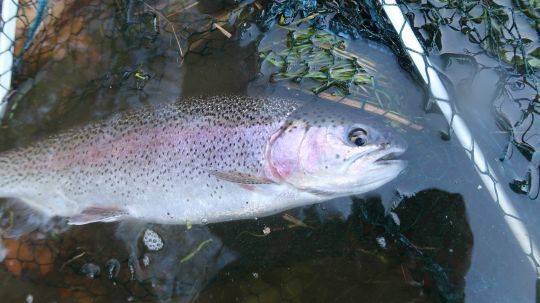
[{"left": 0, "top": 95, "right": 406, "bottom": 224}]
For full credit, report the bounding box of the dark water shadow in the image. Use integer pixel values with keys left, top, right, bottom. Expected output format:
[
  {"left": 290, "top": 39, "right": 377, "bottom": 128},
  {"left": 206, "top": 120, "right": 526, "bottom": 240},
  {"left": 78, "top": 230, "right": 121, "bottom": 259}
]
[{"left": 199, "top": 188, "right": 473, "bottom": 303}]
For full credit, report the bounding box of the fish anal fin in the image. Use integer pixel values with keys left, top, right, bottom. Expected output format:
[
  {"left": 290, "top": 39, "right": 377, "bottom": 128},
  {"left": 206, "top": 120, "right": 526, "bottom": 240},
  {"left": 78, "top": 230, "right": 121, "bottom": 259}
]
[
  {"left": 209, "top": 170, "right": 275, "bottom": 185},
  {"left": 68, "top": 207, "right": 129, "bottom": 225}
]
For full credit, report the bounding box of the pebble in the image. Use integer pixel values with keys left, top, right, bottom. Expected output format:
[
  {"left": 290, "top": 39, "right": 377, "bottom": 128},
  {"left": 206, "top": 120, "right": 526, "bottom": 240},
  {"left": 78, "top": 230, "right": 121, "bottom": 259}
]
[
  {"left": 142, "top": 254, "right": 150, "bottom": 267},
  {"left": 142, "top": 229, "right": 164, "bottom": 251},
  {"left": 376, "top": 236, "right": 387, "bottom": 249},
  {"left": 80, "top": 263, "right": 101, "bottom": 279},
  {"left": 389, "top": 212, "right": 400, "bottom": 226},
  {"left": 105, "top": 258, "right": 121, "bottom": 280}
]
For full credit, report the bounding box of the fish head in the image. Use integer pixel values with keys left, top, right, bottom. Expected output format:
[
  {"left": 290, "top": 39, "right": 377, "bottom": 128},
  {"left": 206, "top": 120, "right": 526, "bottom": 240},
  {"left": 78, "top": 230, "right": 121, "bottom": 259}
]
[{"left": 265, "top": 107, "right": 407, "bottom": 197}]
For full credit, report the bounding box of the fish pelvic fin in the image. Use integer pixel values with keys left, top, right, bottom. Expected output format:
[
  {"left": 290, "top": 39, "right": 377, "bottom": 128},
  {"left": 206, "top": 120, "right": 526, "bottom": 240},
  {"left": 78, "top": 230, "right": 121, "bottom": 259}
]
[{"left": 68, "top": 207, "right": 129, "bottom": 225}]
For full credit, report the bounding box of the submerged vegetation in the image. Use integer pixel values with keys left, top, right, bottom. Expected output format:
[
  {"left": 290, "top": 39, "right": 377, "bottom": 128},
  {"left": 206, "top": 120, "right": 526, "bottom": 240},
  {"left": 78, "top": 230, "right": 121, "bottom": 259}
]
[
  {"left": 251, "top": 0, "right": 409, "bottom": 61},
  {"left": 403, "top": 0, "right": 539, "bottom": 69},
  {"left": 260, "top": 29, "right": 379, "bottom": 95}
]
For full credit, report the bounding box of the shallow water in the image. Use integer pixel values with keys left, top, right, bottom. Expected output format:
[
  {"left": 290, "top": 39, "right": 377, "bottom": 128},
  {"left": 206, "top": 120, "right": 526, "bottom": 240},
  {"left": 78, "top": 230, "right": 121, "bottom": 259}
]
[{"left": 0, "top": 0, "right": 538, "bottom": 302}]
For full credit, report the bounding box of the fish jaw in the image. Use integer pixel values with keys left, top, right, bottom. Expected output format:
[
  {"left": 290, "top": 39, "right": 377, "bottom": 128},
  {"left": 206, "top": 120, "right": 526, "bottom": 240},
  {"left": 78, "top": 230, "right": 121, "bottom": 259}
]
[
  {"left": 301, "top": 142, "right": 407, "bottom": 197},
  {"left": 346, "top": 150, "right": 407, "bottom": 194}
]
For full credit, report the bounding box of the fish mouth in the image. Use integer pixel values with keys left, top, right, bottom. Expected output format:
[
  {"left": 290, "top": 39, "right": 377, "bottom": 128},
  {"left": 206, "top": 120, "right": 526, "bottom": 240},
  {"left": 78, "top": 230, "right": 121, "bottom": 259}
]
[
  {"left": 332, "top": 143, "right": 407, "bottom": 196},
  {"left": 374, "top": 144, "right": 407, "bottom": 164}
]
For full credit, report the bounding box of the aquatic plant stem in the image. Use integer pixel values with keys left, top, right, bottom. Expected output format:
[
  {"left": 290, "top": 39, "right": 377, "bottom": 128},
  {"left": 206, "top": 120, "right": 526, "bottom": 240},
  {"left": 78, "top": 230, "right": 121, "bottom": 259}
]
[
  {"left": 179, "top": 239, "right": 213, "bottom": 263},
  {"left": 143, "top": 2, "right": 184, "bottom": 62},
  {"left": 213, "top": 23, "right": 232, "bottom": 38}
]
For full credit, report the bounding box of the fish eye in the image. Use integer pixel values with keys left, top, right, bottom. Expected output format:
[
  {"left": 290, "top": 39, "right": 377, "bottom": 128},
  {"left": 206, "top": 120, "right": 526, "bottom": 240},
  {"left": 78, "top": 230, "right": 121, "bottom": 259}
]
[{"left": 348, "top": 128, "right": 368, "bottom": 146}]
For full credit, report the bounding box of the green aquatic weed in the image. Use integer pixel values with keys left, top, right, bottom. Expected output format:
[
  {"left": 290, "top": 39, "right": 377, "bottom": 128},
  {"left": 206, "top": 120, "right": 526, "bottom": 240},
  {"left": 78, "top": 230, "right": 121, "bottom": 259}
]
[
  {"left": 260, "top": 28, "right": 381, "bottom": 97},
  {"left": 179, "top": 238, "right": 213, "bottom": 264}
]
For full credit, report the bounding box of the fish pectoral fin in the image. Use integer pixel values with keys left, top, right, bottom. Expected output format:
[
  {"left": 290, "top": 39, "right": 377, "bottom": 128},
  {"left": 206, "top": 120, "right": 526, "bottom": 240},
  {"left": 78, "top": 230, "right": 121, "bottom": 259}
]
[
  {"left": 68, "top": 207, "right": 129, "bottom": 225},
  {"left": 209, "top": 170, "right": 275, "bottom": 185}
]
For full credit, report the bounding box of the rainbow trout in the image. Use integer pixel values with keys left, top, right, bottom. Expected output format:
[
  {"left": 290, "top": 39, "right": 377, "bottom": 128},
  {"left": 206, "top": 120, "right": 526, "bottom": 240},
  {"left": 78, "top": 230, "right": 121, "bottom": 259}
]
[{"left": 0, "top": 96, "right": 406, "bottom": 225}]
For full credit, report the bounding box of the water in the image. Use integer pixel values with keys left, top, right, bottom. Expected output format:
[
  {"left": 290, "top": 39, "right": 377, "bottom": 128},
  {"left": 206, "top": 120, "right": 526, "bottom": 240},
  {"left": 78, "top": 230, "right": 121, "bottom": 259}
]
[{"left": 0, "top": 0, "right": 538, "bottom": 302}]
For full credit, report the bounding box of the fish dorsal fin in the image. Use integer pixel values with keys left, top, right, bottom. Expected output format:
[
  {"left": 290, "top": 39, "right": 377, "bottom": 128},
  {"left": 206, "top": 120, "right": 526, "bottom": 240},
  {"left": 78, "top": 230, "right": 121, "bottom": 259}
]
[
  {"left": 209, "top": 170, "right": 275, "bottom": 185},
  {"left": 68, "top": 207, "right": 129, "bottom": 225}
]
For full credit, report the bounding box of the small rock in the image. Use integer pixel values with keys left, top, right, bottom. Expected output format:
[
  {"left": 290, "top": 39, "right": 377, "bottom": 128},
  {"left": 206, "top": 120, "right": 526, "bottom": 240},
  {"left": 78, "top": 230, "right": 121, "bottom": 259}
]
[
  {"left": 105, "top": 258, "right": 121, "bottom": 280},
  {"left": 142, "top": 254, "right": 150, "bottom": 267},
  {"left": 80, "top": 263, "right": 101, "bottom": 279},
  {"left": 143, "top": 229, "right": 164, "bottom": 251},
  {"left": 376, "top": 237, "right": 387, "bottom": 249},
  {"left": 389, "top": 212, "right": 400, "bottom": 226},
  {"left": 128, "top": 256, "right": 137, "bottom": 280}
]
